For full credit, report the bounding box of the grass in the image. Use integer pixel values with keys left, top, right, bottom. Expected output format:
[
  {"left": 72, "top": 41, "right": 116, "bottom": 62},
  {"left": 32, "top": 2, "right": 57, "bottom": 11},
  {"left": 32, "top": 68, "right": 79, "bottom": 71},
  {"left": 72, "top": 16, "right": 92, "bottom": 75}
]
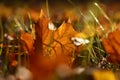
[
  {"left": 66, "top": 1, "right": 107, "bottom": 67},
  {"left": 0, "top": 16, "right": 3, "bottom": 55},
  {"left": 46, "top": 0, "right": 50, "bottom": 19}
]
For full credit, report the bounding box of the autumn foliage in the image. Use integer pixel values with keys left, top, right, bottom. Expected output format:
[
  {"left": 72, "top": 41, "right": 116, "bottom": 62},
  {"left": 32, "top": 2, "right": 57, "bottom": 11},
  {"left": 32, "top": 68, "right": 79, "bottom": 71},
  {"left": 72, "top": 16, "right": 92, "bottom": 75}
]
[
  {"left": 20, "top": 10, "right": 80, "bottom": 80},
  {"left": 102, "top": 29, "right": 120, "bottom": 64},
  {"left": 1, "top": 3, "right": 120, "bottom": 80}
]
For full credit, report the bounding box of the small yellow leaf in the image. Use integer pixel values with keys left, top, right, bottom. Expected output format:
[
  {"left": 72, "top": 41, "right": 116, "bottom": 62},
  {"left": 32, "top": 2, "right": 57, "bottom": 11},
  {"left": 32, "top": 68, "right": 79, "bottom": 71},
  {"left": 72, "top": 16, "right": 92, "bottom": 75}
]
[{"left": 93, "top": 70, "right": 116, "bottom": 80}]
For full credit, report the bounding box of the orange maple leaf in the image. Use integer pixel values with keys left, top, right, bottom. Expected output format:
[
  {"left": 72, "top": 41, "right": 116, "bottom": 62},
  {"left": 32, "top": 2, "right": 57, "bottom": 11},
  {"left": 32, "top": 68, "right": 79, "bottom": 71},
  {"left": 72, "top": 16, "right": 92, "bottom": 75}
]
[
  {"left": 102, "top": 29, "right": 120, "bottom": 64},
  {"left": 21, "top": 9, "right": 78, "bottom": 80},
  {"left": 21, "top": 31, "right": 34, "bottom": 53},
  {"left": 32, "top": 10, "right": 77, "bottom": 63}
]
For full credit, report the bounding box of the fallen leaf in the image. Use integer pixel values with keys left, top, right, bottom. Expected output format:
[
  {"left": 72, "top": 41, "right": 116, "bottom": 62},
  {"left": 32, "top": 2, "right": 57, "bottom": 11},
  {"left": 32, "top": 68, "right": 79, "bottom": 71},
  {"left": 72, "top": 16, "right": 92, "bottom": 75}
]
[
  {"left": 20, "top": 31, "right": 34, "bottom": 53},
  {"left": 93, "top": 70, "right": 116, "bottom": 80},
  {"left": 21, "top": 10, "right": 78, "bottom": 80},
  {"left": 102, "top": 29, "right": 120, "bottom": 63}
]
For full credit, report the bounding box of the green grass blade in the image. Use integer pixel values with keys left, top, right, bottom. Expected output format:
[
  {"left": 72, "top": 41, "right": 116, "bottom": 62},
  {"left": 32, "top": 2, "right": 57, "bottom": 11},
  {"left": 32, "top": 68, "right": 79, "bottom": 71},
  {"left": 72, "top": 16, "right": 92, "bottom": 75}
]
[{"left": 0, "top": 16, "right": 3, "bottom": 55}]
